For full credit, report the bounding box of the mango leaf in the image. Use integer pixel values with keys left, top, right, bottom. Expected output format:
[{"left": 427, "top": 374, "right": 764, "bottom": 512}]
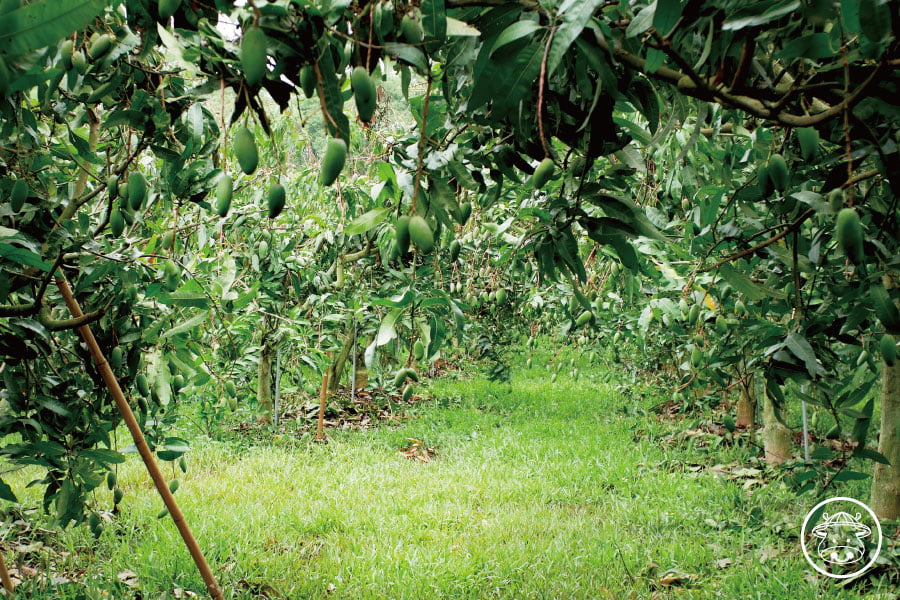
[
  {"left": 653, "top": 0, "right": 686, "bottom": 36},
  {"left": 469, "top": 42, "right": 542, "bottom": 116},
  {"left": 785, "top": 333, "right": 823, "bottom": 377},
  {"left": 0, "top": 244, "right": 52, "bottom": 271},
  {"left": 722, "top": 1, "right": 801, "bottom": 31},
  {"left": 446, "top": 17, "right": 480, "bottom": 37},
  {"left": 0, "top": 478, "right": 17, "bottom": 503},
  {"left": 375, "top": 307, "right": 403, "bottom": 346},
  {"left": 548, "top": 0, "right": 603, "bottom": 76},
  {"left": 316, "top": 44, "right": 350, "bottom": 141},
  {"left": 384, "top": 43, "right": 428, "bottom": 74},
  {"left": 421, "top": 0, "right": 446, "bottom": 40},
  {"left": 161, "top": 311, "right": 209, "bottom": 339},
  {"left": 157, "top": 437, "right": 190, "bottom": 461},
  {"left": 344, "top": 207, "right": 391, "bottom": 235},
  {"left": 626, "top": 1, "right": 656, "bottom": 38},
  {"left": 0, "top": 0, "right": 107, "bottom": 58},
  {"left": 491, "top": 20, "right": 542, "bottom": 56}
]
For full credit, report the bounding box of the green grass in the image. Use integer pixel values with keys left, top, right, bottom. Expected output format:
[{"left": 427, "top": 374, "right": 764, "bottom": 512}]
[{"left": 4, "top": 348, "right": 898, "bottom": 599}]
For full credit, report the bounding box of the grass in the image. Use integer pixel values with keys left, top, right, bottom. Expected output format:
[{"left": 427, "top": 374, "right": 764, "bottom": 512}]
[{"left": 3, "top": 346, "right": 898, "bottom": 599}]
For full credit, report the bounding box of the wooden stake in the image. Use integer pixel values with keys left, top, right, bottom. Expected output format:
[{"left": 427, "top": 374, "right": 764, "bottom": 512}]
[
  {"left": 316, "top": 353, "right": 331, "bottom": 440},
  {"left": 0, "top": 550, "right": 14, "bottom": 596},
  {"left": 56, "top": 278, "right": 223, "bottom": 600}
]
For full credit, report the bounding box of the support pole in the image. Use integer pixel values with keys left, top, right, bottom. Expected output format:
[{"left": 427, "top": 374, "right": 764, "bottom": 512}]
[
  {"left": 56, "top": 278, "right": 223, "bottom": 600},
  {"left": 350, "top": 319, "right": 357, "bottom": 404},
  {"left": 316, "top": 352, "right": 331, "bottom": 441},
  {"left": 274, "top": 346, "right": 281, "bottom": 428},
  {"left": 801, "top": 388, "right": 811, "bottom": 463},
  {"left": 0, "top": 550, "right": 14, "bottom": 596}
]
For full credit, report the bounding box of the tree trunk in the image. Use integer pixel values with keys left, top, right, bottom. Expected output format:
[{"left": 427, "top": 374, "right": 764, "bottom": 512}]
[
  {"left": 328, "top": 331, "right": 354, "bottom": 393},
  {"left": 257, "top": 332, "right": 274, "bottom": 411},
  {"left": 736, "top": 373, "right": 756, "bottom": 428},
  {"left": 872, "top": 346, "right": 900, "bottom": 519},
  {"left": 762, "top": 386, "right": 791, "bottom": 464},
  {"left": 872, "top": 273, "right": 900, "bottom": 519}
]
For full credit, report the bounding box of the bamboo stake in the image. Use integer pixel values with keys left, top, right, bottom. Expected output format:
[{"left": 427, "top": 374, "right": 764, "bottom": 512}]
[
  {"left": 56, "top": 278, "right": 223, "bottom": 600},
  {"left": 316, "top": 353, "right": 331, "bottom": 440},
  {"left": 0, "top": 550, "right": 14, "bottom": 596}
]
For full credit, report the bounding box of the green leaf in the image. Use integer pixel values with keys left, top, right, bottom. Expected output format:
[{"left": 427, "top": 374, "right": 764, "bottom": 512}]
[
  {"left": 344, "top": 207, "right": 391, "bottom": 236},
  {"left": 653, "top": 0, "right": 686, "bottom": 36},
  {"left": 446, "top": 17, "right": 480, "bottom": 37},
  {"left": 421, "top": 0, "right": 447, "bottom": 41},
  {"left": 80, "top": 448, "right": 125, "bottom": 466},
  {"left": 855, "top": 447, "right": 891, "bottom": 465},
  {"left": 384, "top": 43, "right": 429, "bottom": 74},
  {"left": 316, "top": 43, "right": 350, "bottom": 141},
  {"left": 785, "top": 333, "right": 822, "bottom": 377},
  {"left": 0, "top": 478, "right": 17, "bottom": 503},
  {"left": 38, "top": 398, "right": 70, "bottom": 417},
  {"left": 0, "top": 244, "right": 52, "bottom": 271},
  {"left": 490, "top": 20, "right": 542, "bottom": 57},
  {"left": 722, "top": 1, "right": 801, "bottom": 31},
  {"left": 547, "top": 0, "right": 602, "bottom": 76},
  {"left": 718, "top": 264, "right": 766, "bottom": 301},
  {"left": 831, "top": 470, "right": 870, "bottom": 482},
  {"left": 0, "top": 0, "right": 107, "bottom": 58},
  {"left": 626, "top": 1, "right": 657, "bottom": 38},
  {"left": 375, "top": 307, "right": 403, "bottom": 346},
  {"left": 469, "top": 42, "right": 543, "bottom": 116},
  {"left": 160, "top": 311, "right": 209, "bottom": 339}
]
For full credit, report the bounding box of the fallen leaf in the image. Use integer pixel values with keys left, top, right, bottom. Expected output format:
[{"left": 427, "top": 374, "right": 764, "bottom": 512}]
[{"left": 117, "top": 570, "right": 139, "bottom": 587}]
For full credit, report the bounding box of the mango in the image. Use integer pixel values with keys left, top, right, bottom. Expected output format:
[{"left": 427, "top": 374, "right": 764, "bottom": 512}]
[
  {"left": 408, "top": 215, "right": 434, "bottom": 252},
  {"left": 241, "top": 26, "right": 268, "bottom": 86},
  {"left": 319, "top": 138, "right": 347, "bottom": 186},
  {"left": 233, "top": 126, "right": 258, "bottom": 174}
]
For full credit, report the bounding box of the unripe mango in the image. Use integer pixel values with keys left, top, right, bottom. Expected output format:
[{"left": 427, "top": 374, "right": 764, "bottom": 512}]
[
  {"left": 127, "top": 172, "right": 147, "bottom": 211},
  {"left": 351, "top": 66, "right": 377, "bottom": 123},
  {"left": 319, "top": 138, "right": 347, "bottom": 186},
  {"left": 828, "top": 188, "right": 844, "bottom": 212},
  {"left": 267, "top": 182, "right": 286, "bottom": 219},
  {"left": 159, "top": 0, "right": 180, "bottom": 20},
  {"left": 796, "top": 127, "right": 818, "bottom": 161},
  {"left": 881, "top": 334, "right": 897, "bottom": 366},
  {"left": 395, "top": 215, "right": 411, "bottom": 254},
  {"left": 449, "top": 239, "right": 461, "bottom": 262},
  {"left": 215, "top": 175, "right": 233, "bottom": 217},
  {"left": 767, "top": 154, "right": 789, "bottom": 191},
  {"left": 408, "top": 215, "right": 434, "bottom": 252},
  {"left": 233, "top": 126, "right": 258, "bottom": 174},
  {"left": 300, "top": 65, "right": 316, "bottom": 98},
  {"left": 401, "top": 14, "right": 423, "bottom": 43},
  {"left": 530, "top": 158, "right": 555, "bottom": 189},
  {"left": 136, "top": 373, "right": 151, "bottom": 396},
  {"left": 110, "top": 208, "right": 125, "bottom": 237},
  {"left": 241, "top": 26, "right": 268, "bottom": 87},
  {"left": 575, "top": 310, "right": 593, "bottom": 327},
  {"left": 88, "top": 34, "right": 112, "bottom": 60},
  {"left": 835, "top": 208, "right": 864, "bottom": 265}
]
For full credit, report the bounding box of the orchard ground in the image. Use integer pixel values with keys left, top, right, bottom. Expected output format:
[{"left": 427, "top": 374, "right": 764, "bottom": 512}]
[{"left": 3, "top": 346, "right": 897, "bottom": 599}]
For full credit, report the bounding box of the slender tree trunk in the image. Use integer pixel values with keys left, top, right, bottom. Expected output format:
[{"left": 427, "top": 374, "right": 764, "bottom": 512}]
[
  {"left": 257, "top": 332, "right": 274, "bottom": 411},
  {"left": 873, "top": 340, "right": 900, "bottom": 519},
  {"left": 328, "top": 331, "right": 354, "bottom": 393},
  {"left": 872, "top": 273, "right": 900, "bottom": 519},
  {"left": 736, "top": 373, "right": 756, "bottom": 428},
  {"left": 762, "top": 386, "right": 792, "bottom": 464}
]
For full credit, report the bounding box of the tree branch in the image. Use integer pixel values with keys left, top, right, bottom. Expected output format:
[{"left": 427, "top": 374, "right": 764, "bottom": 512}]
[{"left": 698, "top": 209, "right": 815, "bottom": 273}]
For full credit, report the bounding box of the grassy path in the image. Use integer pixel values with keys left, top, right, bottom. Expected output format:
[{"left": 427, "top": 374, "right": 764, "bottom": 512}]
[{"left": 7, "top": 356, "right": 897, "bottom": 598}]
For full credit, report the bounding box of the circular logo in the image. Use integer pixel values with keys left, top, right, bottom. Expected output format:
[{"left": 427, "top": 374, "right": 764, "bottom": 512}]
[{"left": 801, "top": 496, "right": 882, "bottom": 579}]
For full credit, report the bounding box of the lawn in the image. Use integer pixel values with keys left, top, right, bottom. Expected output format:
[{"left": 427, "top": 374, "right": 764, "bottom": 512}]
[{"left": 3, "top": 348, "right": 896, "bottom": 599}]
